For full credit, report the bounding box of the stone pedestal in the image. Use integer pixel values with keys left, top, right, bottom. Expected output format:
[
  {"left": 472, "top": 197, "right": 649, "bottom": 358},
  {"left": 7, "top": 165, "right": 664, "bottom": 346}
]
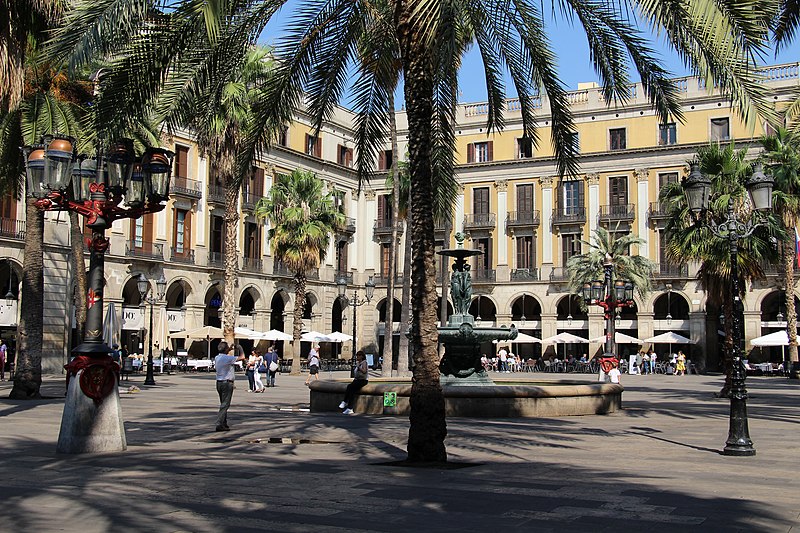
[{"left": 57, "top": 370, "right": 127, "bottom": 454}]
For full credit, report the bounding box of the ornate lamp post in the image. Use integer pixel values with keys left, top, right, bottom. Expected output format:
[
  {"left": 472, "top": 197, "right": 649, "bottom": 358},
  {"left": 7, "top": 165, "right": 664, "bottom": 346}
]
[
  {"left": 138, "top": 273, "right": 166, "bottom": 386},
  {"left": 336, "top": 276, "right": 375, "bottom": 370},
  {"left": 682, "top": 162, "right": 773, "bottom": 457},
  {"left": 580, "top": 256, "right": 635, "bottom": 364},
  {"left": 22, "top": 135, "right": 173, "bottom": 453}
]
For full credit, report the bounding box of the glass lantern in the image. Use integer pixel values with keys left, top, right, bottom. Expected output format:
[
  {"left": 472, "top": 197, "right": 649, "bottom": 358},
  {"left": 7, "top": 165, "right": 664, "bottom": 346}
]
[
  {"left": 72, "top": 157, "right": 98, "bottom": 202},
  {"left": 682, "top": 163, "right": 711, "bottom": 215},
  {"left": 125, "top": 164, "right": 146, "bottom": 207},
  {"left": 142, "top": 147, "right": 174, "bottom": 202},
  {"left": 106, "top": 139, "right": 135, "bottom": 194},
  {"left": 746, "top": 162, "right": 774, "bottom": 211},
  {"left": 43, "top": 135, "right": 77, "bottom": 193},
  {"left": 22, "top": 145, "right": 47, "bottom": 199}
]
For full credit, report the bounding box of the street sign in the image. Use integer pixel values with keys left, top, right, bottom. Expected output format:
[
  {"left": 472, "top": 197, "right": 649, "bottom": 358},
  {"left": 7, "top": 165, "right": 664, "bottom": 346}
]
[{"left": 383, "top": 391, "right": 397, "bottom": 407}]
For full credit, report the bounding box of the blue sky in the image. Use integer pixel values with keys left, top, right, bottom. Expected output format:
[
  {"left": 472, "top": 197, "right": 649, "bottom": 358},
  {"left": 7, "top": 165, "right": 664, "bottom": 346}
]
[{"left": 259, "top": 3, "right": 799, "bottom": 106}]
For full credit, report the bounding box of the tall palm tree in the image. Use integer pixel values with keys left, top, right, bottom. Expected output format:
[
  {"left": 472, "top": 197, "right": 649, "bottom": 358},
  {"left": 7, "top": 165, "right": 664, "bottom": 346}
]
[
  {"left": 155, "top": 45, "right": 272, "bottom": 346},
  {"left": 566, "top": 226, "right": 656, "bottom": 300},
  {"left": 661, "top": 143, "right": 783, "bottom": 393},
  {"left": 255, "top": 169, "right": 344, "bottom": 374},
  {"left": 760, "top": 128, "right": 800, "bottom": 369}
]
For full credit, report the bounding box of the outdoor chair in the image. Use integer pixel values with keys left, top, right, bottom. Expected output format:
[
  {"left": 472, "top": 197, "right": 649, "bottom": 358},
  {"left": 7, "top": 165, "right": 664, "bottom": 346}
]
[
  {"left": 120, "top": 358, "right": 133, "bottom": 381},
  {"left": 524, "top": 359, "right": 538, "bottom": 372}
]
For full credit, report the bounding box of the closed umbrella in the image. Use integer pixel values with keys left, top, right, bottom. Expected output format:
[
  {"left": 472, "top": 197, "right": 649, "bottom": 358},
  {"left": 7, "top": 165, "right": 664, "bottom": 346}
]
[
  {"left": 102, "top": 302, "right": 121, "bottom": 349},
  {"left": 153, "top": 307, "right": 170, "bottom": 371}
]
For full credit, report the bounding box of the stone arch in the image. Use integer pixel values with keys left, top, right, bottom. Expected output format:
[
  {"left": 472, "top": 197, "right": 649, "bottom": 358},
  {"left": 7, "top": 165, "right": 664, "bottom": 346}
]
[
  {"left": 0, "top": 259, "right": 21, "bottom": 302},
  {"left": 204, "top": 284, "right": 223, "bottom": 327},
  {"left": 377, "top": 297, "right": 402, "bottom": 322},
  {"left": 510, "top": 293, "right": 543, "bottom": 321},
  {"left": 653, "top": 291, "right": 691, "bottom": 320},
  {"left": 469, "top": 295, "right": 497, "bottom": 322},
  {"left": 270, "top": 290, "right": 290, "bottom": 332},
  {"left": 238, "top": 285, "right": 263, "bottom": 317},
  {"left": 436, "top": 297, "right": 454, "bottom": 321},
  {"left": 165, "top": 279, "right": 191, "bottom": 309},
  {"left": 556, "top": 294, "right": 587, "bottom": 320},
  {"left": 121, "top": 275, "right": 147, "bottom": 306}
]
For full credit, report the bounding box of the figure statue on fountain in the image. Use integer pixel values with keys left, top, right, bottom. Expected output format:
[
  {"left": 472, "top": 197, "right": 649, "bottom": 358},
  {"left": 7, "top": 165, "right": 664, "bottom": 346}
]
[{"left": 450, "top": 263, "right": 472, "bottom": 316}]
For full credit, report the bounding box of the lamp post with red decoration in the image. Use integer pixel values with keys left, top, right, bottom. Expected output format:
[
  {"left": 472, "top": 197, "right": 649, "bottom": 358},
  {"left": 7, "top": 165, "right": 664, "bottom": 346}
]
[
  {"left": 579, "top": 255, "right": 635, "bottom": 374},
  {"left": 22, "top": 135, "right": 173, "bottom": 453}
]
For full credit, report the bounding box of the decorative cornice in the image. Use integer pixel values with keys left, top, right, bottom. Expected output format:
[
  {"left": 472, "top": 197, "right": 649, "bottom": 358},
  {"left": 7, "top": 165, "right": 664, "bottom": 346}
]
[
  {"left": 635, "top": 168, "right": 650, "bottom": 182},
  {"left": 585, "top": 172, "right": 600, "bottom": 185},
  {"left": 539, "top": 176, "right": 555, "bottom": 189},
  {"left": 494, "top": 179, "right": 508, "bottom": 192},
  {"left": 364, "top": 190, "right": 376, "bottom": 201}
]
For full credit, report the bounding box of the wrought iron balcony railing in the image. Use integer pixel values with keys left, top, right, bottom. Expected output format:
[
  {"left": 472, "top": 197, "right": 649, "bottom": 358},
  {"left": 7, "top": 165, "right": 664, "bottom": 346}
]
[
  {"left": 170, "top": 247, "right": 195, "bottom": 264},
  {"left": 464, "top": 213, "right": 497, "bottom": 229},
  {"left": 0, "top": 218, "right": 25, "bottom": 240},
  {"left": 552, "top": 207, "right": 586, "bottom": 225},
  {"left": 171, "top": 177, "right": 203, "bottom": 200},
  {"left": 126, "top": 240, "right": 164, "bottom": 261},
  {"left": 242, "top": 257, "right": 263, "bottom": 272},
  {"left": 506, "top": 210, "right": 541, "bottom": 228},
  {"left": 510, "top": 268, "right": 540, "bottom": 281},
  {"left": 599, "top": 204, "right": 635, "bottom": 222}
]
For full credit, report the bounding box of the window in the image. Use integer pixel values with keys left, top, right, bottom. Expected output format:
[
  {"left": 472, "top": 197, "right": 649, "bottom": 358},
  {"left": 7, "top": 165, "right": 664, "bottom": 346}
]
[
  {"left": 516, "top": 236, "right": 535, "bottom": 269},
  {"left": 243, "top": 166, "right": 264, "bottom": 199},
  {"left": 516, "top": 184, "right": 533, "bottom": 214},
  {"left": 658, "top": 172, "right": 678, "bottom": 189},
  {"left": 609, "top": 128, "right": 626, "bottom": 150},
  {"left": 210, "top": 215, "right": 224, "bottom": 255},
  {"left": 710, "top": 118, "right": 730, "bottom": 142},
  {"left": 468, "top": 141, "right": 493, "bottom": 163},
  {"left": 173, "top": 209, "right": 190, "bottom": 254},
  {"left": 561, "top": 180, "right": 583, "bottom": 215},
  {"left": 608, "top": 176, "right": 628, "bottom": 206},
  {"left": 381, "top": 244, "right": 391, "bottom": 276},
  {"left": 332, "top": 190, "right": 345, "bottom": 213},
  {"left": 473, "top": 187, "right": 490, "bottom": 215},
  {"left": 278, "top": 127, "right": 288, "bottom": 147},
  {"left": 244, "top": 222, "right": 260, "bottom": 259},
  {"left": 174, "top": 145, "right": 189, "bottom": 180},
  {"left": 561, "top": 233, "right": 581, "bottom": 266},
  {"left": 378, "top": 149, "right": 393, "bottom": 170},
  {"left": 517, "top": 138, "right": 533, "bottom": 159},
  {"left": 377, "top": 194, "right": 392, "bottom": 225},
  {"left": 132, "top": 214, "right": 153, "bottom": 248},
  {"left": 658, "top": 123, "right": 677, "bottom": 145},
  {"left": 337, "top": 144, "right": 353, "bottom": 167},
  {"left": 474, "top": 238, "right": 492, "bottom": 272},
  {"left": 569, "top": 132, "right": 580, "bottom": 153},
  {"left": 305, "top": 133, "right": 322, "bottom": 157},
  {"left": 336, "top": 240, "right": 348, "bottom": 272}
]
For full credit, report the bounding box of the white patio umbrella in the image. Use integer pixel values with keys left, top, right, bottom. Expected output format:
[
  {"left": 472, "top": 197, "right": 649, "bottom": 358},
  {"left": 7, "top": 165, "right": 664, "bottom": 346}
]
[
  {"left": 300, "top": 331, "right": 333, "bottom": 342},
  {"left": 493, "top": 332, "right": 541, "bottom": 343},
  {"left": 590, "top": 332, "right": 644, "bottom": 344},
  {"left": 102, "top": 302, "right": 121, "bottom": 349},
  {"left": 750, "top": 330, "right": 789, "bottom": 346},
  {"left": 259, "top": 329, "right": 294, "bottom": 341},
  {"left": 234, "top": 326, "right": 263, "bottom": 339},
  {"left": 542, "top": 332, "right": 590, "bottom": 344},
  {"left": 644, "top": 332, "right": 694, "bottom": 344},
  {"left": 326, "top": 331, "right": 354, "bottom": 342},
  {"left": 169, "top": 325, "right": 224, "bottom": 359}
]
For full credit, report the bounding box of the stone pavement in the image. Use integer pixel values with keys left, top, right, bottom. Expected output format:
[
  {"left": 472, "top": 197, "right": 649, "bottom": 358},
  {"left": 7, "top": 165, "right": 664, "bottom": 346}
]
[{"left": 0, "top": 370, "right": 798, "bottom": 532}]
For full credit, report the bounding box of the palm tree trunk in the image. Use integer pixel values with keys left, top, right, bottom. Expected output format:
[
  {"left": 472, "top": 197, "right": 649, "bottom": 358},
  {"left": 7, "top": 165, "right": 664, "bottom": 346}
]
[
  {"left": 222, "top": 181, "right": 239, "bottom": 346},
  {"left": 69, "top": 211, "right": 87, "bottom": 343},
  {"left": 382, "top": 92, "right": 400, "bottom": 377},
  {"left": 9, "top": 199, "right": 43, "bottom": 399},
  {"left": 398, "top": 12, "right": 447, "bottom": 463},
  {"left": 783, "top": 239, "right": 798, "bottom": 372},
  {"left": 291, "top": 273, "right": 306, "bottom": 375}
]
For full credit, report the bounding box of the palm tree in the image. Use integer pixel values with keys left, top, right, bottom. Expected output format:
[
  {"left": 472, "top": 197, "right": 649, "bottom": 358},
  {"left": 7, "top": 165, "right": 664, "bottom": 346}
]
[
  {"left": 255, "top": 169, "right": 344, "bottom": 374},
  {"left": 661, "top": 143, "right": 783, "bottom": 393},
  {"left": 566, "top": 226, "right": 655, "bottom": 300},
  {"left": 155, "top": 45, "right": 272, "bottom": 346},
  {"left": 760, "top": 128, "right": 800, "bottom": 369}
]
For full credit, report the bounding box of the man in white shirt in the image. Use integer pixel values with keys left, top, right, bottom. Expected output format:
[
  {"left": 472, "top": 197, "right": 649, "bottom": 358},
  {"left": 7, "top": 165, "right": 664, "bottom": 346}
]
[
  {"left": 214, "top": 341, "right": 245, "bottom": 432},
  {"left": 498, "top": 347, "right": 508, "bottom": 372}
]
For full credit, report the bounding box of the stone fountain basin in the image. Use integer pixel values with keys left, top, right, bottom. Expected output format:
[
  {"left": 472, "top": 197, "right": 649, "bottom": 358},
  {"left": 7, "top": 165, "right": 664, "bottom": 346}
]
[{"left": 308, "top": 378, "right": 623, "bottom": 417}]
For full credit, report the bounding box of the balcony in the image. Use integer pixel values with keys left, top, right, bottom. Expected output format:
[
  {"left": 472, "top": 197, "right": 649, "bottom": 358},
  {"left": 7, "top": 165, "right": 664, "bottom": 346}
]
[
  {"left": 334, "top": 271, "right": 353, "bottom": 285},
  {"left": 208, "top": 251, "right": 225, "bottom": 269},
  {"left": 171, "top": 247, "right": 195, "bottom": 265},
  {"left": 171, "top": 177, "right": 203, "bottom": 200},
  {"left": 373, "top": 274, "right": 404, "bottom": 286},
  {"left": 207, "top": 185, "right": 226, "bottom": 205},
  {"left": 510, "top": 268, "right": 540, "bottom": 281},
  {"left": 242, "top": 192, "right": 264, "bottom": 212},
  {"left": 342, "top": 217, "right": 356, "bottom": 234},
  {"left": 0, "top": 218, "right": 25, "bottom": 240},
  {"left": 242, "top": 257, "right": 263, "bottom": 273},
  {"left": 126, "top": 240, "right": 164, "bottom": 261},
  {"left": 472, "top": 269, "right": 496, "bottom": 283},
  {"left": 759, "top": 261, "right": 800, "bottom": 277},
  {"left": 549, "top": 267, "right": 571, "bottom": 282},
  {"left": 552, "top": 207, "right": 586, "bottom": 226},
  {"left": 373, "top": 219, "right": 403, "bottom": 238},
  {"left": 464, "top": 213, "right": 497, "bottom": 230},
  {"left": 648, "top": 201, "right": 671, "bottom": 220},
  {"left": 653, "top": 263, "right": 689, "bottom": 279},
  {"left": 599, "top": 204, "right": 635, "bottom": 223},
  {"left": 273, "top": 262, "right": 318, "bottom": 280},
  {"left": 506, "top": 210, "right": 540, "bottom": 230}
]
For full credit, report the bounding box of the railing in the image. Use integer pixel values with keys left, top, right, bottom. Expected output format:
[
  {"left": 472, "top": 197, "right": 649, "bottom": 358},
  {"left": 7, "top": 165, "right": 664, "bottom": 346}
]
[
  {"left": 241, "top": 257, "right": 262, "bottom": 272},
  {"left": 464, "top": 213, "right": 497, "bottom": 229},
  {"left": 0, "top": 218, "right": 25, "bottom": 240},
  {"left": 273, "top": 262, "right": 318, "bottom": 279},
  {"left": 334, "top": 271, "right": 353, "bottom": 284},
  {"left": 242, "top": 192, "right": 264, "bottom": 211},
  {"left": 208, "top": 251, "right": 225, "bottom": 269},
  {"left": 760, "top": 261, "right": 800, "bottom": 276},
  {"left": 372, "top": 274, "right": 404, "bottom": 286},
  {"left": 599, "top": 204, "right": 635, "bottom": 222},
  {"left": 506, "top": 210, "right": 540, "bottom": 227},
  {"left": 170, "top": 247, "right": 195, "bottom": 264},
  {"left": 510, "top": 268, "right": 540, "bottom": 281},
  {"left": 653, "top": 263, "right": 689, "bottom": 279},
  {"left": 373, "top": 219, "right": 401, "bottom": 233},
  {"left": 549, "top": 267, "right": 571, "bottom": 282},
  {"left": 756, "top": 62, "right": 799, "bottom": 83},
  {"left": 342, "top": 217, "right": 356, "bottom": 233},
  {"left": 552, "top": 207, "right": 586, "bottom": 225},
  {"left": 648, "top": 202, "right": 671, "bottom": 219},
  {"left": 207, "top": 185, "right": 225, "bottom": 204},
  {"left": 171, "top": 177, "right": 203, "bottom": 199},
  {"left": 126, "top": 240, "right": 164, "bottom": 260},
  {"left": 472, "top": 269, "right": 496, "bottom": 283}
]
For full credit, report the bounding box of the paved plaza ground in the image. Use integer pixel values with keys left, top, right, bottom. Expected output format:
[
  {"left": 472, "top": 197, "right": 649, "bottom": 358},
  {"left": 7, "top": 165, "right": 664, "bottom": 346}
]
[{"left": 0, "top": 369, "right": 798, "bottom": 532}]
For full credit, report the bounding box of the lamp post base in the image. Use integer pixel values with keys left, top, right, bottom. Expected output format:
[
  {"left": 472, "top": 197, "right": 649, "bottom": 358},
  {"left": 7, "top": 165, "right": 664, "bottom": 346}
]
[
  {"left": 722, "top": 396, "right": 755, "bottom": 456},
  {"left": 57, "top": 370, "right": 127, "bottom": 454}
]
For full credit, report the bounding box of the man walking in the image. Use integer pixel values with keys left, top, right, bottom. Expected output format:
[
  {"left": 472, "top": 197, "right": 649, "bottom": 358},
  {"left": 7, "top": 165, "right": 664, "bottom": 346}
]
[
  {"left": 0, "top": 338, "right": 6, "bottom": 381},
  {"left": 214, "top": 341, "right": 245, "bottom": 432}
]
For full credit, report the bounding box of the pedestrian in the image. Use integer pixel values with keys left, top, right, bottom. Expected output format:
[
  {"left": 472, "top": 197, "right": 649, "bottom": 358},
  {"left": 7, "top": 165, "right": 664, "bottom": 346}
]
[
  {"left": 676, "top": 350, "right": 687, "bottom": 376},
  {"left": 264, "top": 346, "right": 279, "bottom": 387},
  {"left": 245, "top": 349, "right": 257, "bottom": 392},
  {"left": 498, "top": 346, "right": 508, "bottom": 372},
  {"left": 0, "top": 338, "right": 6, "bottom": 381},
  {"left": 339, "top": 350, "right": 369, "bottom": 415},
  {"left": 252, "top": 349, "right": 265, "bottom": 392},
  {"left": 305, "top": 344, "right": 321, "bottom": 386},
  {"left": 642, "top": 350, "right": 651, "bottom": 375},
  {"left": 608, "top": 360, "right": 622, "bottom": 384},
  {"left": 214, "top": 341, "right": 245, "bottom": 432}
]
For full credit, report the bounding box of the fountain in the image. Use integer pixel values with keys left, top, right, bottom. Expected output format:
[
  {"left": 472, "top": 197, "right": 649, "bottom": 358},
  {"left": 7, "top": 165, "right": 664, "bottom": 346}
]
[{"left": 309, "top": 234, "right": 622, "bottom": 417}]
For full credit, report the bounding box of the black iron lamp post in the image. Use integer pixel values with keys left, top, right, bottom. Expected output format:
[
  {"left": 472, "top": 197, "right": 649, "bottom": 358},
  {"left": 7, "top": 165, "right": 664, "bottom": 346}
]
[
  {"left": 580, "top": 256, "right": 635, "bottom": 360},
  {"left": 682, "top": 161, "right": 773, "bottom": 456},
  {"left": 336, "top": 276, "right": 375, "bottom": 370},
  {"left": 138, "top": 273, "right": 166, "bottom": 386}
]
